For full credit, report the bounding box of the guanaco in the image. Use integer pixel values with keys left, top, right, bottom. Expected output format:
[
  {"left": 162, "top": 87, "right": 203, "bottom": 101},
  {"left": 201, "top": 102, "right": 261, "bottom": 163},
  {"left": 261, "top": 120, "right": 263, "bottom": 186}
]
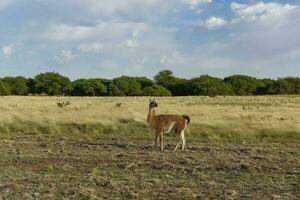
[{"left": 147, "top": 99, "right": 190, "bottom": 151}]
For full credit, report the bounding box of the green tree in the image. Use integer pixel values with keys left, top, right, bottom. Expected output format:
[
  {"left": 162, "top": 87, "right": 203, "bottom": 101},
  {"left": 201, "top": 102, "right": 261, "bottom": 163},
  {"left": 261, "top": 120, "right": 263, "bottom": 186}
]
[
  {"left": 112, "top": 76, "right": 143, "bottom": 96},
  {"left": 34, "top": 72, "right": 73, "bottom": 96},
  {"left": 0, "top": 80, "right": 11, "bottom": 95},
  {"left": 27, "top": 78, "right": 37, "bottom": 95},
  {"left": 90, "top": 79, "right": 107, "bottom": 96},
  {"left": 282, "top": 77, "right": 300, "bottom": 94},
  {"left": 266, "top": 79, "right": 294, "bottom": 94},
  {"left": 190, "top": 75, "right": 233, "bottom": 96},
  {"left": 154, "top": 70, "right": 188, "bottom": 95},
  {"left": 169, "top": 79, "right": 193, "bottom": 96},
  {"left": 107, "top": 84, "right": 125, "bottom": 96},
  {"left": 154, "top": 70, "right": 179, "bottom": 88},
  {"left": 255, "top": 79, "right": 275, "bottom": 95},
  {"left": 143, "top": 85, "right": 172, "bottom": 96},
  {"left": 72, "top": 79, "right": 107, "bottom": 96},
  {"left": 72, "top": 79, "right": 95, "bottom": 96},
  {"left": 134, "top": 77, "right": 154, "bottom": 89},
  {"left": 223, "top": 75, "right": 258, "bottom": 95},
  {"left": 96, "top": 79, "right": 112, "bottom": 87},
  {"left": 2, "top": 76, "right": 29, "bottom": 95}
]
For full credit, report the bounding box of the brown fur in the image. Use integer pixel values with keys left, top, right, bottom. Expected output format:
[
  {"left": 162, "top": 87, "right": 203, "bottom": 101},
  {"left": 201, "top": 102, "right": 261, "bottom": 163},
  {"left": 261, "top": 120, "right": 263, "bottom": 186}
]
[{"left": 147, "top": 99, "right": 190, "bottom": 151}]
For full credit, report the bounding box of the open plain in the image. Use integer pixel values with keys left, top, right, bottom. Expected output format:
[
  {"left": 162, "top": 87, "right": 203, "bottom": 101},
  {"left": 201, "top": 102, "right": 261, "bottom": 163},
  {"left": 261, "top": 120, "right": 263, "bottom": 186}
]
[{"left": 0, "top": 96, "right": 299, "bottom": 199}]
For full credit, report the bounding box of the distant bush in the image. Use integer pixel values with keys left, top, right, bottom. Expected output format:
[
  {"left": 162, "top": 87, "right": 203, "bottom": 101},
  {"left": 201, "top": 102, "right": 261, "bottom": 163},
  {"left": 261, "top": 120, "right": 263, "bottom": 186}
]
[
  {"left": 281, "top": 77, "right": 300, "bottom": 94},
  {"left": 143, "top": 85, "right": 172, "bottom": 96},
  {"left": 107, "top": 84, "right": 125, "bottom": 96},
  {"left": 91, "top": 79, "right": 107, "bottom": 96},
  {"left": 190, "top": 75, "right": 234, "bottom": 96},
  {"left": 112, "top": 76, "right": 143, "bottom": 96},
  {"left": 154, "top": 70, "right": 187, "bottom": 95},
  {"left": 72, "top": 79, "right": 107, "bottom": 96},
  {"left": 223, "top": 75, "right": 258, "bottom": 95},
  {"left": 0, "top": 70, "right": 299, "bottom": 96},
  {"left": 134, "top": 77, "right": 155, "bottom": 89},
  {"left": 2, "top": 76, "right": 29, "bottom": 95},
  {"left": 34, "top": 72, "right": 72, "bottom": 96},
  {"left": 0, "top": 80, "right": 11, "bottom": 95},
  {"left": 265, "top": 79, "right": 294, "bottom": 94},
  {"left": 255, "top": 79, "right": 275, "bottom": 95}
]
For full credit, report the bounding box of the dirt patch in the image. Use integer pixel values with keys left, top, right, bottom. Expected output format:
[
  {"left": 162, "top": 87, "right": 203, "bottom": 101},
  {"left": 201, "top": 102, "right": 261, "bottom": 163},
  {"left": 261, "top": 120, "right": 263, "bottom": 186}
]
[{"left": 0, "top": 135, "right": 299, "bottom": 199}]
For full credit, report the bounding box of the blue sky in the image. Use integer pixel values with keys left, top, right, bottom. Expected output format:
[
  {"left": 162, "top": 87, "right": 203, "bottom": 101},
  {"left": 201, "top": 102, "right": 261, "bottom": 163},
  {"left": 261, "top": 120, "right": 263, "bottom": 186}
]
[{"left": 1, "top": 0, "right": 300, "bottom": 79}]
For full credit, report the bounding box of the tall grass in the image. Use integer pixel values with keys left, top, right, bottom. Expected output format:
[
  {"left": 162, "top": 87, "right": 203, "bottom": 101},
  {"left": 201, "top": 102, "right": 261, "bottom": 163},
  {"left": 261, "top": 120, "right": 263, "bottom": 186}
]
[{"left": 0, "top": 96, "right": 299, "bottom": 141}]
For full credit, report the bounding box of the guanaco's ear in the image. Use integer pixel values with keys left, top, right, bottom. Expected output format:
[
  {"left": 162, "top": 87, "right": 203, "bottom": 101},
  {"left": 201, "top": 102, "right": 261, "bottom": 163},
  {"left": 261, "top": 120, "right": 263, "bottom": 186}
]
[{"left": 149, "top": 99, "right": 152, "bottom": 102}]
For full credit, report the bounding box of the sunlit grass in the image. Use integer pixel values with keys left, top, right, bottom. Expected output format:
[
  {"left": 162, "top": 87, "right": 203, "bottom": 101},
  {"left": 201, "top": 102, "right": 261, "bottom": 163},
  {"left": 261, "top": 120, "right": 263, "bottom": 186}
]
[
  {"left": 0, "top": 96, "right": 299, "bottom": 141},
  {"left": 0, "top": 96, "right": 299, "bottom": 199}
]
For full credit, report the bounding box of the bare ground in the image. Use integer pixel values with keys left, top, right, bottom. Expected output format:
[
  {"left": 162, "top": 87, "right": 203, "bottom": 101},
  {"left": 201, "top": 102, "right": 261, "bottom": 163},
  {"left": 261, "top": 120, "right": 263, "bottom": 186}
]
[{"left": 0, "top": 135, "right": 299, "bottom": 200}]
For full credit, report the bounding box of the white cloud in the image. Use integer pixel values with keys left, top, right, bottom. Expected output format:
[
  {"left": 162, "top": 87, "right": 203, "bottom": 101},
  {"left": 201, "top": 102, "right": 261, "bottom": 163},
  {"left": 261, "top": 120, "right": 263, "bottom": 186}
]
[
  {"left": 181, "top": 2, "right": 300, "bottom": 77},
  {"left": 227, "top": 2, "right": 300, "bottom": 60},
  {"left": 60, "top": 0, "right": 176, "bottom": 20},
  {"left": 52, "top": 0, "right": 212, "bottom": 18},
  {"left": 1, "top": 43, "right": 21, "bottom": 57},
  {"left": 120, "top": 25, "right": 148, "bottom": 49},
  {"left": 123, "top": 39, "right": 139, "bottom": 48},
  {"left": 98, "top": 60, "right": 119, "bottom": 70},
  {"left": 115, "top": 27, "right": 178, "bottom": 61},
  {"left": 0, "top": 0, "right": 13, "bottom": 10},
  {"left": 132, "top": 24, "right": 148, "bottom": 38},
  {"left": 96, "top": 60, "right": 122, "bottom": 77},
  {"left": 44, "top": 22, "right": 149, "bottom": 42},
  {"left": 158, "top": 48, "right": 239, "bottom": 77},
  {"left": 45, "top": 24, "right": 99, "bottom": 41},
  {"left": 87, "top": 0, "right": 162, "bottom": 13},
  {"left": 231, "top": 2, "right": 298, "bottom": 24},
  {"left": 2, "top": 44, "right": 14, "bottom": 57},
  {"left": 77, "top": 42, "right": 103, "bottom": 53},
  {"left": 56, "top": 50, "right": 76, "bottom": 63},
  {"left": 197, "top": 17, "right": 227, "bottom": 29},
  {"left": 183, "top": 0, "right": 212, "bottom": 10},
  {"left": 2, "top": 0, "right": 300, "bottom": 78}
]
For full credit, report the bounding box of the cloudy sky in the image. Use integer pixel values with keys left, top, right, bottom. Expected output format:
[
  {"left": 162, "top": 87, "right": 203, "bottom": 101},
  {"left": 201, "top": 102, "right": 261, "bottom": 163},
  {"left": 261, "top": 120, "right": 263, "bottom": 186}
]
[{"left": 1, "top": 0, "right": 300, "bottom": 79}]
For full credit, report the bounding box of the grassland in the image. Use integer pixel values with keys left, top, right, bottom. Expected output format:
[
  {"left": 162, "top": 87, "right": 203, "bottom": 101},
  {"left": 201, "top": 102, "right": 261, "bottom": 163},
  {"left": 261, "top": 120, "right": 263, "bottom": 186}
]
[{"left": 0, "top": 96, "right": 299, "bottom": 199}]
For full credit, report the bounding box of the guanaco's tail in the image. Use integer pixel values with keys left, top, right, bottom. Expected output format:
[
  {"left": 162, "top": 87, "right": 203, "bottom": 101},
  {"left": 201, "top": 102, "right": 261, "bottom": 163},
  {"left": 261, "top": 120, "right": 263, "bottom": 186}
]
[{"left": 183, "top": 115, "right": 190, "bottom": 124}]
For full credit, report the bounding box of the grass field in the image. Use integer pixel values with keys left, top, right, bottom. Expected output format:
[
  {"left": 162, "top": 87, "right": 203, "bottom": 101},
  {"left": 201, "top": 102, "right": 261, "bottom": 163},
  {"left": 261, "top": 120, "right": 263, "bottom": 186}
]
[{"left": 0, "top": 96, "right": 299, "bottom": 199}]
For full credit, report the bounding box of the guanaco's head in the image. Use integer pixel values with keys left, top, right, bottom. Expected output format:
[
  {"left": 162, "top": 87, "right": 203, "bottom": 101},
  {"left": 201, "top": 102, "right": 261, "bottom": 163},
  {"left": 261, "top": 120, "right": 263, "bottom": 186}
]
[{"left": 149, "top": 99, "right": 158, "bottom": 109}]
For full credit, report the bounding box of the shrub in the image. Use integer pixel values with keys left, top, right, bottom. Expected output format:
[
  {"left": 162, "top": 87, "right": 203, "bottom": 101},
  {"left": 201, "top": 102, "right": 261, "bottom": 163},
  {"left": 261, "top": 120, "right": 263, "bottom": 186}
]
[
  {"left": 2, "top": 76, "right": 29, "bottom": 95},
  {"left": 72, "top": 79, "right": 107, "bottom": 96},
  {"left": 112, "top": 76, "right": 143, "bottom": 96},
  {"left": 143, "top": 85, "right": 172, "bottom": 96},
  {"left": 34, "top": 72, "right": 72, "bottom": 96},
  {"left": 107, "top": 84, "right": 125, "bottom": 96},
  {"left": 0, "top": 80, "right": 11, "bottom": 95},
  {"left": 223, "top": 75, "right": 258, "bottom": 95},
  {"left": 190, "top": 75, "right": 234, "bottom": 96}
]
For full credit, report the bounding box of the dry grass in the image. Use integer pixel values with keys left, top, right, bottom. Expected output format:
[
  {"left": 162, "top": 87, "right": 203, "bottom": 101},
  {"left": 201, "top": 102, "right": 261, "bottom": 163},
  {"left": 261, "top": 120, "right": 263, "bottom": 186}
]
[
  {"left": 0, "top": 96, "right": 299, "bottom": 140},
  {"left": 0, "top": 96, "right": 299, "bottom": 199}
]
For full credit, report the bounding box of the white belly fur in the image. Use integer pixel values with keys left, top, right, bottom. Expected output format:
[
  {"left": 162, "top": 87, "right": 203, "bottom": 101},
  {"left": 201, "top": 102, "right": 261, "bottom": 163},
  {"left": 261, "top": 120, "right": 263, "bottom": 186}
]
[{"left": 164, "top": 122, "right": 175, "bottom": 133}]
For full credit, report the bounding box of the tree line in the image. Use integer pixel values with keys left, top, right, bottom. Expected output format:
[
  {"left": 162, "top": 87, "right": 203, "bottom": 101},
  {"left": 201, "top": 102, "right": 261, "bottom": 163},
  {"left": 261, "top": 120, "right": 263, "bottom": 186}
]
[{"left": 0, "top": 70, "right": 299, "bottom": 96}]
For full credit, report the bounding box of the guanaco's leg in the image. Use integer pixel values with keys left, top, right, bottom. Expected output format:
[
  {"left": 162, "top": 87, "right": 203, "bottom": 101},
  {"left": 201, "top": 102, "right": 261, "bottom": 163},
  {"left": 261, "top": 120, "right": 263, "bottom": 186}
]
[
  {"left": 159, "top": 132, "right": 164, "bottom": 151},
  {"left": 155, "top": 131, "right": 159, "bottom": 148},
  {"left": 181, "top": 131, "right": 186, "bottom": 151},
  {"left": 174, "top": 133, "right": 181, "bottom": 152}
]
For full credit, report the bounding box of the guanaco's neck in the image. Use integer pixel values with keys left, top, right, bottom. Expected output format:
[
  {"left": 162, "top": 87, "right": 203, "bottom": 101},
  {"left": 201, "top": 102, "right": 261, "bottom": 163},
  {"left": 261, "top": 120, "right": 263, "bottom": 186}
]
[{"left": 147, "top": 108, "right": 156, "bottom": 125}]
